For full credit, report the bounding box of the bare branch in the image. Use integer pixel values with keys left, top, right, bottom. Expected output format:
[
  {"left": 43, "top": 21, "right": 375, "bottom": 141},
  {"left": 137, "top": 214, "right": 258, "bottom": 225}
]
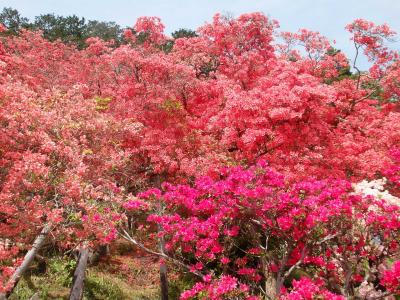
[
  {"left": 120, "top": 229, "right": 203, "bottom": 278},
  {"left": 283, "top": 246, "right": 307, "bottom": 280}
]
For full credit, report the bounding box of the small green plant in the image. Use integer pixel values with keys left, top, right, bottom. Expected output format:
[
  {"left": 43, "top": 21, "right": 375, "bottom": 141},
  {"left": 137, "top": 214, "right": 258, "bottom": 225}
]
[
  {"left": 94, "top": 96, "right": 112, "bottom": 111},
  {"left": 160, "top": 98, "right": 183, "bottom": 113},
  {"left": 48, "top": 256, "right": 77, "bottom": 287}
]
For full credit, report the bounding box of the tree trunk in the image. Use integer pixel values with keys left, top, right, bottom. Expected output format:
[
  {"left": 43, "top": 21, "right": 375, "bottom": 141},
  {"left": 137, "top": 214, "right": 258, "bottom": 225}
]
[
  {"left": 159, "top": 232, "right": 168, "bottom": 300},
  {"left": 266, "top": 273, "right": 277, "bottom": 299},
  {"left": 262, "top": 258, "right": 277, "bottom": 299},
  {"left": 69, "top": 247, "right": 90, "bottom": 300},
  {"left": 0, "top": 224, "right": 52, "bottom": 299},
  {"left": 153, "top": 173, "right": 169, "bottom": 300}
]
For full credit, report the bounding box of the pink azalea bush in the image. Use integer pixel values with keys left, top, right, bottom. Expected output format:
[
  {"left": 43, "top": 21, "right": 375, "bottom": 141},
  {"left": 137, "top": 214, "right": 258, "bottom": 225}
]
[{"left": 125, "top": 161, "right": 400, "bottom": 298}]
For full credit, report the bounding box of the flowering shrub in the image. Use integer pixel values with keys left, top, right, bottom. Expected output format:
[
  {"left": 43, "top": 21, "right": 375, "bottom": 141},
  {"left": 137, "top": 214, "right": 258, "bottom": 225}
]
[
  {"left": 180, "top": 275, "right": 255, "bottom": 300},
  {"left": 383, "top": 148, "right": 400, "bottom": 197},
  {"left": 0, "top": 11, "right": 399, "bottom": 298},
  {"left": 281, "top": 278, "right": 344, "bottom": 300},
  {"left": 127, "top": 162, "right": 400, "bottom": 298},
  {"left": 381, "top": 260, "right": 400, "bottom": 294}
]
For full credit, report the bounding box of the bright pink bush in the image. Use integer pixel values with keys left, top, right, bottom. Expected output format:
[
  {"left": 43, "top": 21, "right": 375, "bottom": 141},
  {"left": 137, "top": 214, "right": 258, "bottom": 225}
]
[
  {"left": 127, "top": 162, "right": 400, "bottom": 298},
  {"left": 281, "top": 278, "right": 345, "bottom": 300},
  {"left": 381, "top": 260, "right": 400, "bottom": 294},
  {"left": 0, "top": 11, "right": 399, "bottom": 298}
]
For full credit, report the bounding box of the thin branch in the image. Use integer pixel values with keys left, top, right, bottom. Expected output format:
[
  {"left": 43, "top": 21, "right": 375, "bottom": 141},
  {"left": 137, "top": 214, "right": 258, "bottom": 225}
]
[
  {"left": 353, "top": 41, "right": 362, "bottom": 90},
  {"left": 368, "top": 291, "right": 393, "bottom": 300},
  {"left": 283, "top": 246, "right": 307, "bottom": 280},
  {"left": 120, "top": 230, "right": 203, "bottom": 278},
  {"left": 316, "top": 233, "right": 338, "bottom": 245}
]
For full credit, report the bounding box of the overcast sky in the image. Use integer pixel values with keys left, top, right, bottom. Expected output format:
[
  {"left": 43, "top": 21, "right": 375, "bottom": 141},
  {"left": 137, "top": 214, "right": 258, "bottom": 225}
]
[{"left": 0, "top": 0, "right": 399, "bottom": 69}]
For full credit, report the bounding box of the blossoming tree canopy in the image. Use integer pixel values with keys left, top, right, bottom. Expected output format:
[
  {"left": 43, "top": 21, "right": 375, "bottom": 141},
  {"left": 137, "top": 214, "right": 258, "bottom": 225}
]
[{"left": 0, "top": 11, "right": 399, "bottom": 299}]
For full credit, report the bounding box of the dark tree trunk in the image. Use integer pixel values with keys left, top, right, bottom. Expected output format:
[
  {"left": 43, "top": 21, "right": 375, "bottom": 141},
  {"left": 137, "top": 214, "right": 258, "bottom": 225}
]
[
  {"left": 69, "top": 247, "right": 90, "bottom": 300},
  {"left": 0, "top": 224, "right": 51, "bottom": 299},
  {"left": 159, "top": 230, "right": 168, "bottom": 300},
  {"left": 153, "top": 173, "right": 169, "bottom": 300}
]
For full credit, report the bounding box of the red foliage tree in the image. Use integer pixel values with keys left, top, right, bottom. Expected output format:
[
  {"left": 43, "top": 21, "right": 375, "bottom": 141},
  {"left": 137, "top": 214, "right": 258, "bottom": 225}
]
[{"left": 0, "top": 11, "right": 399, "bottom": 299}]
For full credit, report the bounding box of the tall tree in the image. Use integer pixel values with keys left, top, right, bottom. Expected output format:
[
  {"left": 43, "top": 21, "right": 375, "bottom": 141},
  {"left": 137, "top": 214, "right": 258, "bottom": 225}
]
[
  {"left": 33, "top": 14, "right": 86, "bottom": 47},
  {"left": 84, "top": 20, "right": 123, "bottom": 44},
  {"left": 171, "top": 28, "right": 198, "bottom": 39},
  {"left": 0, "top": 7, "right": 29, "bottom": 35}
]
